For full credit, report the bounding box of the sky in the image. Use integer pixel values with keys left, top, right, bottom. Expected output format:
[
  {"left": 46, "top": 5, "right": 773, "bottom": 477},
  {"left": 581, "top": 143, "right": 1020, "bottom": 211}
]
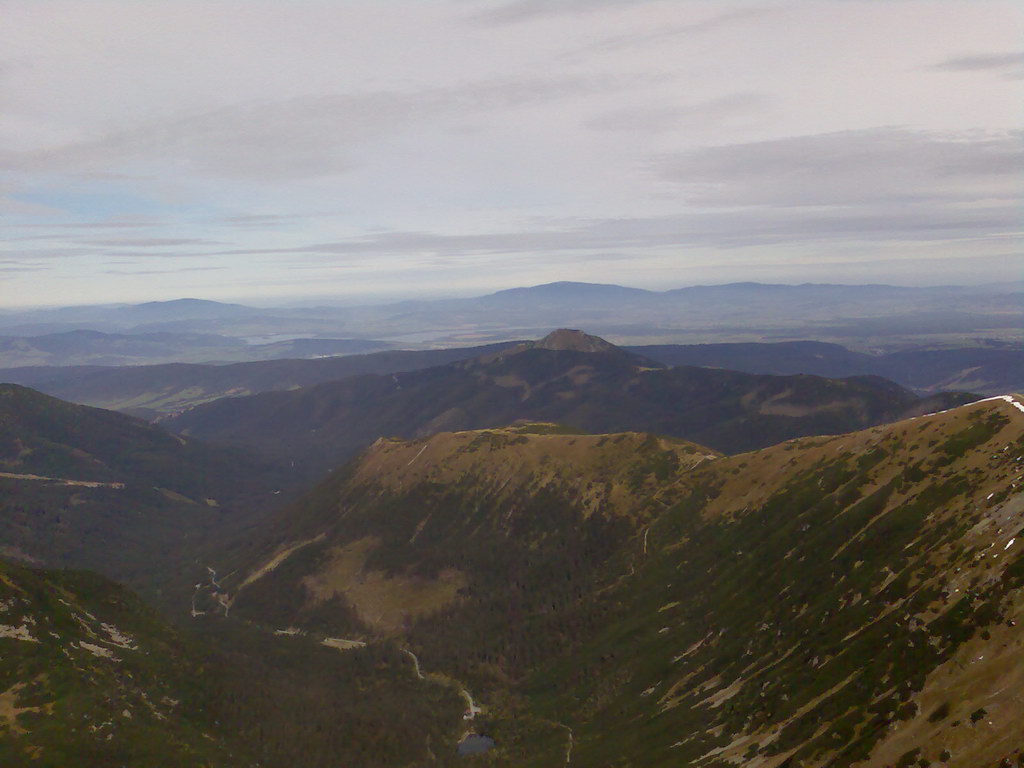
[{"left": 1, "top": 0, "right": 1021, "bottom": 307}]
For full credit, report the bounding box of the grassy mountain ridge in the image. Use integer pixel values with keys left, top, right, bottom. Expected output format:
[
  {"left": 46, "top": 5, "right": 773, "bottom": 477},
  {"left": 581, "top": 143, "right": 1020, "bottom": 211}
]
[
  {"left": 225, "top": 425, "right": 717, "bottom": 637},
  {"left": 214, "top": 395, "right": 1024, "bottom": 767}
]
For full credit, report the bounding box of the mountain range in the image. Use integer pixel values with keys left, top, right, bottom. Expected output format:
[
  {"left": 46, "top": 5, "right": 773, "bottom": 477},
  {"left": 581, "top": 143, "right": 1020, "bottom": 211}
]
[
  {"left": 2, "top": 324, "right": 1023, "bottom": 766},
  {"left": 1, "top": 282, "right": 1019, "bottom": 360},
  {"left": 2, "top": 337, "right": 1018, "bottom": 422},
  {"left": 0, "top": 329, "right": 390, "bottom": 367},
  {"left": 163, "top": 330, "right": 974, "bottom": 485}
]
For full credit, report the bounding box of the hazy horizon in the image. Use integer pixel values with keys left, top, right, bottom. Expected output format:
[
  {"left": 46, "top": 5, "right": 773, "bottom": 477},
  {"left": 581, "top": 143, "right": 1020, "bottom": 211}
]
[
  {"left": 3, "top": 273, "right": 1023, "bottom": 313},
  {"left": 3, "top": 1, "right": 1021, "bottom": 306}
]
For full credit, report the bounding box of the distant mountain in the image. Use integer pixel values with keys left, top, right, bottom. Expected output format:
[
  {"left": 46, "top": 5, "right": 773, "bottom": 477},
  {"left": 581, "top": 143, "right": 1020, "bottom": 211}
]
[
  {"left": 0, "top": 298, "right": 260, "bottom": 335},
  {"left": 482, "top": 280, "right": 656, "bottom": 304},
  {"left": 130, "top": 297, "right": 255, "bottom": 316},
  {"left": 635, "top": 340, "right": 1024, "bottom": 395},
  {"left": 0, "top": 384, "right": 281, "bottom": 603},
  {"left": 0, "top": 329, "right": 391, "bottom": 368},
  {"left": 164, "top": 330, "right": 976, "bottom": 483},
  {"left": 517, "top": 326, "right": 635, "bottom": 354},
  {"left": 5, "top": 335, "right": 1013, "bottom": 420},
  {"left": 216, "top": 394, "right": 1024, "bottom": 767},
  {"left": 0, "top": 281, "right": 1017, "bottom": 350},
  {"left": 0, "top": 340, "right": 519, "bottom": 418},
  {"left": 636, "top": 339, "right": 867, "bottom": 376}
]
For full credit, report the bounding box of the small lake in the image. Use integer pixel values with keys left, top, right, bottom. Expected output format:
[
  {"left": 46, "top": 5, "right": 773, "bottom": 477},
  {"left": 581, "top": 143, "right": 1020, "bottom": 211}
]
[{"left": 457, "top": 734, "right": 495, "bottom": 756}]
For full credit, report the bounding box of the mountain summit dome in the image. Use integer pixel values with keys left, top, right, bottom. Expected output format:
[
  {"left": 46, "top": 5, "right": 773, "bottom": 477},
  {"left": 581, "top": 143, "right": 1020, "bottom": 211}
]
[{"left": 533, "top": 329, "right": 619, "bottom": 353}]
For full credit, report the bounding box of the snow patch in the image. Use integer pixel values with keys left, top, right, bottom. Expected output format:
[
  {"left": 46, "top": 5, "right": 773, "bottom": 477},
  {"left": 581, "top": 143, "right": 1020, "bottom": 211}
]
[
  {"left": 0, "top": 623, "right": 38, "bottom": 642},
  {"left": 322, "top": 637, "right": 365, "bottom": 650},
  {"left": 78, "top": 641, "right": 116, "bottom": 659},
  {"left": 101, "top": 623, "right": 137, "bottom": 650}
]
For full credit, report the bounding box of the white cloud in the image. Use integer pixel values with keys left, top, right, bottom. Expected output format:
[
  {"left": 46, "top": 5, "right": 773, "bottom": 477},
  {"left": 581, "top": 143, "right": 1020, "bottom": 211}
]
[
  {"left": 0, "top": 0, "right": 1021, "bottom": 305},
  {"left": 654, "top": 128, "right": 1023, "bottom": 207}
]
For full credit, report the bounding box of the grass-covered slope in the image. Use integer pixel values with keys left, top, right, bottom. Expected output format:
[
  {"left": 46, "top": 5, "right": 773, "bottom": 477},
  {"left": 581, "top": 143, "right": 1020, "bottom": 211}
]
[
  {"left": 226, "top": 424, "right": 717, "bottom": 642},
  {"left": 219, "top": 396, "right": 1024, "bottom": 767},
  {"left": 0, "top": 560, "right": 245, "bottom": 767},
  {"left": 528, "top": 394, "right": 1024, "bottom": 768}
]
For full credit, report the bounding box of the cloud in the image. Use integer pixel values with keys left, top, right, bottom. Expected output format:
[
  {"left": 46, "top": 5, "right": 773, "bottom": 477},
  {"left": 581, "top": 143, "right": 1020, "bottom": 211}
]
[
  {"left": 653, "top": 127, "right": 1023, "bottom": 207},
  {"left": 1, "top": 0, "right": 1019, "bottom": 304},
  {"left": 82, "top": 238, "right": 222, "bottom": 247},
  {"left": 205, "top": 193, "right": 1020, "bottom": 267},
  {"left": 584, "top": 93, "right": 767, "bottom": 132},
  {"left": 571, "top": 6, "right": 779, "bottom": 55},
  {"left": 15, "top": 220, "right": 160, "bottom": 231},
  {"left": 215, "top": 214, "right": 302, "bottom": 229},
  {"left": 929, "top": 51, "right": 1024, "bottom": 75},
  {"left": 467, "top": 0, "right": 639, "bottom": 25},
  {"left": 4, "top": 73, "right": 665, "bottom": 181},
  {"left": 102, "top": 266, "right": 224, "bottom": 276}
]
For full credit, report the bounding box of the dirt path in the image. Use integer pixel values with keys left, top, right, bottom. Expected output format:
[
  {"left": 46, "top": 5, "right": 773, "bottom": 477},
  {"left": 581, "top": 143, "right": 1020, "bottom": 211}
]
[
  {"left": 558, "top": 722, "right": 574, "bottom": 765},
  {"left": 0, "top": 472, "right": 124, "bottom": 489},
  {"left": 190, "top": 566, "right": 231, "bottom": 617},
  {"left": 401, "top": 648, "right": 482, "bottom": 720}
]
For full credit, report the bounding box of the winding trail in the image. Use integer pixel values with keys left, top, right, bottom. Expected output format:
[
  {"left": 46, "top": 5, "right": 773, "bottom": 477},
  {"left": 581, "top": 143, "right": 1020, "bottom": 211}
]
[
  {"left": 400, "top": 648, "right": 482, "bottom": 720},
  {"left": 402, "top": 648, "right": 425, "bottom": 679},
  {"left": 190, "top": 566, "right": 230, "bottom": 617},
  {"left": 537, "top": 717, "right": 574, "bottom": 765},
  {"left": 559, "top": 722, "right": 574, "bottom": 765}
]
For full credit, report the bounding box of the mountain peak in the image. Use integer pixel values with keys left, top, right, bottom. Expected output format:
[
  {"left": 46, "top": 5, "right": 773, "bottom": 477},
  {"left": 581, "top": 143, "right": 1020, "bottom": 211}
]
[{"left": 534, "top": 328, "right": 619, "bottom": 353}]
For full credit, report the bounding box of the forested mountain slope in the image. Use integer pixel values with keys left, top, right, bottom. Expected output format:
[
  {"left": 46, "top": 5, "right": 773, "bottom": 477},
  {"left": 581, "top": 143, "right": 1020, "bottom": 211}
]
[
  {"left": 215, "top": 394, "right": 1024, "bottom": 767},
  {"left": 5, "top": 335, "right": 1012, "bottom": 420},
  {"left": 165, "top": 330, "right": 976, "bottom": 484},
  {"left": 0, "top": 340, "right": 517, "bottom": 418},
  {"left": 0, "top": 384, "right": 280, "bottom": 604},
  {"left": 635, "top": 341, "right": 1024, "bottom": 397}
]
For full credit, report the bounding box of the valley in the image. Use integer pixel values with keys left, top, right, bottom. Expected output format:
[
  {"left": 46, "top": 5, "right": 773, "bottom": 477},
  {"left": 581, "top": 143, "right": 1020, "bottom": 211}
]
[
  {"left": 213, "top": 393, "right": 1024, "bottom": 767},
  {"left": 5, "top": 0, "right": 1019, "bottom": 762},
  {"left": 2, "top": 328, "right": 1023, "bottom": 767}
]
